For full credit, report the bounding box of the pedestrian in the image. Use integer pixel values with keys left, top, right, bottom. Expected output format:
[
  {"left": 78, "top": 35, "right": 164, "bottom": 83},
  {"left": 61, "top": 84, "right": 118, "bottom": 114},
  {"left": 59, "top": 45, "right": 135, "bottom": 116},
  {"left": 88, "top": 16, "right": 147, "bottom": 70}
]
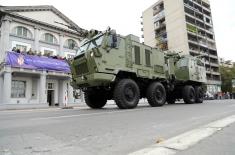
[
  {"left": 27, "top": 48, "right": 33, "bottom": 55},
  {"left": 16, "top": 49, "right": 21, "bottom": 53},
  {"left": 12, "top": 47, "right": 17, "bottom": 52},
  {"left": 37, "top": 51, "right": 42, "bottom": 57}
]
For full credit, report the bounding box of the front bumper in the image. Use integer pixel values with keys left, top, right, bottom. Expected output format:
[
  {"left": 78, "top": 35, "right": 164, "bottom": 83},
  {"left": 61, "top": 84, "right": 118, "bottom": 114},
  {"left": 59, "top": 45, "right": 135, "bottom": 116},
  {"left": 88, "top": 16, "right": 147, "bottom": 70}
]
[{"left": 72, "top": 72, "right": 116, "bottom": 88}]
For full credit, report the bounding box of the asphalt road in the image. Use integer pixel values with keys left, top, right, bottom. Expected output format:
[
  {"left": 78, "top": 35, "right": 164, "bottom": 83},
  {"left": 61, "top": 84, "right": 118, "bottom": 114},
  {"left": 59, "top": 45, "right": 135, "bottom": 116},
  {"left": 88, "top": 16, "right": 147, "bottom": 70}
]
[{"left": 0, "top": 100, "right": 235, "bottom": 155}]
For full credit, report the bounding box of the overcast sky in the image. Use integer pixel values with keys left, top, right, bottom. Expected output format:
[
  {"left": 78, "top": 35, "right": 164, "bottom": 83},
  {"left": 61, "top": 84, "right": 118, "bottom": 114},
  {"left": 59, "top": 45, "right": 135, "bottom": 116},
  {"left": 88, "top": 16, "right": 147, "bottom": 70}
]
[{"left": 1, "top": 0, "right": 235, "bottom": 61}]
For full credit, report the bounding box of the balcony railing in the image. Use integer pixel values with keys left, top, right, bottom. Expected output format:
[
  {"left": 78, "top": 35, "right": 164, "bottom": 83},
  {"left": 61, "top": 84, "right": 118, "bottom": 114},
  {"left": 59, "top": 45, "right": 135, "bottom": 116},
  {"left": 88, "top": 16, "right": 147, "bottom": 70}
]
[
  {"left": 153, "top": 10, "right": 165, "bottom": 22},
  {"left": 5, "top": 51, "right": 71, "bottom": 73}
]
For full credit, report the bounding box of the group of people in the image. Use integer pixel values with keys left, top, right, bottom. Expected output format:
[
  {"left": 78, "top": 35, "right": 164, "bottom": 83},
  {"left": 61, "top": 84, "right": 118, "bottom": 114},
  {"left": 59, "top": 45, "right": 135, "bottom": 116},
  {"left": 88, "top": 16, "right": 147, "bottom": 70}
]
[{"left": 11, "top": 47, "right": 67, "bottom": 60}]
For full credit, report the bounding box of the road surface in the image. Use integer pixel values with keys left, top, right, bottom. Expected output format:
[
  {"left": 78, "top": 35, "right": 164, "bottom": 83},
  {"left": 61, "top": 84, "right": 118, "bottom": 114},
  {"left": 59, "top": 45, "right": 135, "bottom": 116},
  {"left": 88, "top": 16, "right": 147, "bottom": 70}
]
[{"left": 0, "top": 100, "right": 235, "bottom": 155}]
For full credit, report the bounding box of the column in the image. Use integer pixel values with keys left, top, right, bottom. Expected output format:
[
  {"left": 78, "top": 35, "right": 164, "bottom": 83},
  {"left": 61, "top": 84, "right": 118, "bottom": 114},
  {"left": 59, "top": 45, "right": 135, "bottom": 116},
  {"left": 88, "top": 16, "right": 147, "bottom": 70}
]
[
  {"left": 68, "top": 83, "right": 74, "bottom": 104},
  {"left": 34, "top": 26, "right": 40, "bottom": 52},
  {"left": 58, "top": 80, "right": 66, "bottom": 107},
  {"left": 59, "top": 34, "right": 64, "bottom": 56},
  {"left": 2, "top": 67, "right": 12, "bottom": 104},
  {"left": 39, "top": 71, "right": 47, "bottom": 104},
  {"left": 0, "top": 75, "right": 3, "bottom": 103},
  {"left": 0, "top": 16, "right": 11, "bottom": 62},
  {"left": 80, "top": 90, "right": 85, "bottom": 103}
]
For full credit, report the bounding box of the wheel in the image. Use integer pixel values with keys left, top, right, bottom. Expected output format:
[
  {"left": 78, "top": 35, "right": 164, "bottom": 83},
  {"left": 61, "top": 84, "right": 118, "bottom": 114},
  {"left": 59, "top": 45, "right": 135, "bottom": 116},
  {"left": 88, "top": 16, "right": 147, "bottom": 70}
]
[
  {"left": 182, "top": 85, "right": 196, "bottom": 104},
  {"left": 166, "top": 95, "right": 176, "bottom": 104},
  {"left": 84, "top": 90, "right": 107, "bottom": 109},
  {"left": 195, "top": 86, "right": 203, "bottom": 103},
  {"left": 114, "top": 79, "right": 140, "bottom": 109},
  {"left": 146, "top": 82, "right": 166, "bottom": 107}
]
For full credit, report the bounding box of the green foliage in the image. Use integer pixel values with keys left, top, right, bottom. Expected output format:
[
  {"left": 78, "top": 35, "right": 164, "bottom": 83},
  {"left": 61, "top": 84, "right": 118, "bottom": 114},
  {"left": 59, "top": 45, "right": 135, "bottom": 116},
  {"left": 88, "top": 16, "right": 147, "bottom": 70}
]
[
  {"left": 186, "top": 24, "right": 197, "bottom": 33},
  {"left": 220, "top": 64, "right": 235, "bottom": 93}
]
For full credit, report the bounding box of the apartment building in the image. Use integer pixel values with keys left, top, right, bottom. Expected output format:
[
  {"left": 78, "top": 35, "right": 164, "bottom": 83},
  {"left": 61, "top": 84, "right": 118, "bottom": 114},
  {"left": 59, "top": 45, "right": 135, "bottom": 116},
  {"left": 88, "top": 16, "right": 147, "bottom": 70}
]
[
  {"left": 141, "top": 0, "right": 221, "bottom": 94},
  {"left": 0, "top": 5, "right": 85, "bottom": 106}
]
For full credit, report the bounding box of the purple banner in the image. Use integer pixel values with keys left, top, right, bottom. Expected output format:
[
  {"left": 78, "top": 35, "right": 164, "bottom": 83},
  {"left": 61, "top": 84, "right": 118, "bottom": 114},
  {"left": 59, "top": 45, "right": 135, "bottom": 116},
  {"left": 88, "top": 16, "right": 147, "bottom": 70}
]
[{"left": 6, "top": 52, "right": 71, "bottom": 73}]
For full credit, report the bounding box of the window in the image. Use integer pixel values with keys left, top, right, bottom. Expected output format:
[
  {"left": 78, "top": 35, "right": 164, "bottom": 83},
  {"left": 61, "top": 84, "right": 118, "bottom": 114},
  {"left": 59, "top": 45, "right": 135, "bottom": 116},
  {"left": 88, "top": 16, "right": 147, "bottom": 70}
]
[
  {"left": 65, "top": 39, "right": 78, "bottom": 49},
  {"left": 44, "top": 33, "right": 57, "bottom": 44},
  {"left": 67, "top": 54, "right": 75, "bottom": 59},
  {"left": 16, "top": 44, "right": 27, "bottom": 52},
  {"left": 11, "top": 80, "right": 26, "bottom": 98},
  {"left": 145, "top": 49, "right": 151, "bottom": 66},
  {"left": 134, "top": 46, "right": 141, "bottom": 65},
  {"left": 15, "top": 26, "right": 32, "bottom": 38},
  {"left": 47, "top": 83, "right": 55, "bottom": 90},
  {"left": 44, "top": 50, "right": 54, "bottom": 56}
]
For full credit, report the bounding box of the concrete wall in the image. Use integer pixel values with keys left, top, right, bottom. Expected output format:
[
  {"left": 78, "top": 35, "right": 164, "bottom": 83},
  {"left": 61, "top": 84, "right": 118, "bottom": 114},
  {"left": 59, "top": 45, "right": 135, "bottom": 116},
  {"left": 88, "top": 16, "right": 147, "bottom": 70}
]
[
  {"left": 164, "top": 0, "right": 189, "bottom": 55},
  {"left": 10, "top": 22, "right": 34, "bottom": 38},
  {"left": 0, "top": 9, "right": 82, "bottom": 105},
  {"left": 7, "top": 21, "right": 78, "bottom": 58},
  {"left": 10, "top": 76, "right": 36, "bottom": 104},
  {"left": 17, "top": 11, "right": 71, "bottom": 31},
  {"left": 142, "top": 6, "right": 156, "bottom": 47}
]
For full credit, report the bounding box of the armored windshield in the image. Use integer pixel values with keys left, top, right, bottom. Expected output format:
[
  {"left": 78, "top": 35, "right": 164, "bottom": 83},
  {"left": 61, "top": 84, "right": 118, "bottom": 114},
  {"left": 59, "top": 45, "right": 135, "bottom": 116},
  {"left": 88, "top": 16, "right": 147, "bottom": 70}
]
[{"left": 77, "top": 34, "right": 104, "bottom": 54}]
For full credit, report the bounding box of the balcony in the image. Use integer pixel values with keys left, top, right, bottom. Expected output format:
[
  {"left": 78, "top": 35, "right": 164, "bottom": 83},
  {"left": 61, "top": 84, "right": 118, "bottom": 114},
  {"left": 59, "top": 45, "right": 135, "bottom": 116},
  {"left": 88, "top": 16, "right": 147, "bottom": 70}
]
[
  {"left": 154, "top": 22, "right": 166, "bottom": 30},
  {"left": 5, "top": 51, "right": 71, "bottom": 73},
  {"left": 209, "top": 54, "right": 218, "bottom": 59},
  {"left": 210, "top": 62, "right": 219, "bottom": 67},
  {"left": 184, "top": 1, "right": 203, "bottom": 15},
  {"left": 153, "top": 2, "right": 164, "bottom": 16},
  {"left": 153, "top": 10, "right": 165, "bottom": 22},
  {"left": 187, "top": 23, "right": 198, "bottom": 33},
  {"left": 207, "top": 79, "right": 221, "bottom": 85},
  {"left": 156, "top": 36, "right": 167, "bottom": 44}
]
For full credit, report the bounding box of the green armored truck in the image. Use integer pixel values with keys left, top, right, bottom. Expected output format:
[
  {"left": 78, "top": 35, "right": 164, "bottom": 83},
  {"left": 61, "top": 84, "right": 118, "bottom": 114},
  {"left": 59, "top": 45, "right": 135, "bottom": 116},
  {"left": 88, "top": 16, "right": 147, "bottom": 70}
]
[{"left": 70, "top": 28, "right": 206, "bottom": 109}]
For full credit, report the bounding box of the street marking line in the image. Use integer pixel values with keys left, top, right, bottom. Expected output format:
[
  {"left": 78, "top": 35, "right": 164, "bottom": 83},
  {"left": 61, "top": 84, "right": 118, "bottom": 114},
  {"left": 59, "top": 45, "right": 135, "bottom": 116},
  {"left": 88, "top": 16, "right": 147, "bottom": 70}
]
[
  {"left": 30, "top": 108, "right": 151, "bottom": 120},
  {"left": 206, "top": 115, "right": 235, "bottom": 128},
  {"left": 130, "top": 114, "right": 235, "bottom": 155},
  {"left": 131, "top": 147, "right": 176, "bottom": 155}
]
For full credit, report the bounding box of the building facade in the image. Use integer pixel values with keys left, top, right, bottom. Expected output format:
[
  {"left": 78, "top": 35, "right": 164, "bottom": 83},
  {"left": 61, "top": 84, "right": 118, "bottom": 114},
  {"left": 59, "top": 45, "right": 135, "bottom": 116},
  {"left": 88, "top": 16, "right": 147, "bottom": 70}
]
[
  {"left": 0, "top": 6, "right": 85, "bottom": 106},
  {"left": 141, "top": 0, "right": 221, "bottom": 94}
]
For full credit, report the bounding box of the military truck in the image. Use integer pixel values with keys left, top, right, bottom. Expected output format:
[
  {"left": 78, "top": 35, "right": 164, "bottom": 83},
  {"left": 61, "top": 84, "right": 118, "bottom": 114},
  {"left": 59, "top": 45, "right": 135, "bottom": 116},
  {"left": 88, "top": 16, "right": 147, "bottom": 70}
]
[{"left": 70, "top": 28, "right": 206, "bottom": 109}]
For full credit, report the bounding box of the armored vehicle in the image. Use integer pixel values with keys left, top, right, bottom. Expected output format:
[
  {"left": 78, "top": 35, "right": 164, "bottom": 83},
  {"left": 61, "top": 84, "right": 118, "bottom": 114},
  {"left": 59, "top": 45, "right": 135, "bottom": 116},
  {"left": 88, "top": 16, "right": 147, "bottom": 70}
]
[{"left": 70, "top": 28, "right": 206, "bottom": 109}]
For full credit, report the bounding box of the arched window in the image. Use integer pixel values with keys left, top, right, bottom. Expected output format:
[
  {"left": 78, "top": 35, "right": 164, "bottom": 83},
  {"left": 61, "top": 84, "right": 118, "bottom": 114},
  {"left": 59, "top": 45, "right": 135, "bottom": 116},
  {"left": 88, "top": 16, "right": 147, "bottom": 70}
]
[
  {"left": 13, "top": 26, "right": 32, "bottom": 38},
  {"left": 64, "top": 39, "right": 78, "bottom": 49},
  {"left": 43, "top": 33, "right": 57, "bottom": 44}
]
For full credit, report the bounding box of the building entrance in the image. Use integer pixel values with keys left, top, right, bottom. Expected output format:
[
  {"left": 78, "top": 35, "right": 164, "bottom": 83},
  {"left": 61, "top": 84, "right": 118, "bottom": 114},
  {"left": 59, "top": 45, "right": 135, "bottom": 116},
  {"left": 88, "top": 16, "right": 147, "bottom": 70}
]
[
  {"left": 47, "top": 90, "right": 54, "bottom": 106},
  {"left": 46, "top": 82, "right": 55, "bottom": 106}
]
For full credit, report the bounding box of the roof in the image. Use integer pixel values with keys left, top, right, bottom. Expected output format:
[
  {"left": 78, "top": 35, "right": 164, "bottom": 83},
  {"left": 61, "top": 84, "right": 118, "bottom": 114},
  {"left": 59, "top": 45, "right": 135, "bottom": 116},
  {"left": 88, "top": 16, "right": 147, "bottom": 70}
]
[{"left": 0, "top": 5, "right": 86, "bottom": 36}]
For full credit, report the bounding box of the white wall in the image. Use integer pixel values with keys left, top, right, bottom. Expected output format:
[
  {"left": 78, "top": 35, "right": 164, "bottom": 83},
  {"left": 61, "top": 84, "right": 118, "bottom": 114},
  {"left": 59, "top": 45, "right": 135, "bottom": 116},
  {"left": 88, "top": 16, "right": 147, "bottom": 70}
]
[
  {"left": 10, "top": 22, "right": 34, "bottom": 38},
  {"left": 17, "top": 11, "right": 72, "bottom": 31},
  {"left": 142, "top": 7, "right": 156, "bottom": 47},
  {"left": 11, "top": 41, "right": 32, "bottom": 51},
  {"left": 164, "top": 0, "right": 189, "bottom": 55}
]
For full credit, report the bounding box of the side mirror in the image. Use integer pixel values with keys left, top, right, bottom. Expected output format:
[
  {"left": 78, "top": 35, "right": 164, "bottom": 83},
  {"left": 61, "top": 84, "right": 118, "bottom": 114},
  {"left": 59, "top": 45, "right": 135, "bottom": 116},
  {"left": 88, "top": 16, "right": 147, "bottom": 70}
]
[
  {"left": 111, "top": 34, "right": 117, "bottom": 48},
  {"left": 110, "top": 29, "right": 118, "bottom": 48}
]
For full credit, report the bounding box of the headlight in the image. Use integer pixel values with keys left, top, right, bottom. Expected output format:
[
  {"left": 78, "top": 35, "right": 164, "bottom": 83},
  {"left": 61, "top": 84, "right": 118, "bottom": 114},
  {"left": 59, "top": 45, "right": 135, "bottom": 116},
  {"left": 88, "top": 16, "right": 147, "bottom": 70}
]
[{"left": 90, "top": 51, "right": 94, "bottom": 57}]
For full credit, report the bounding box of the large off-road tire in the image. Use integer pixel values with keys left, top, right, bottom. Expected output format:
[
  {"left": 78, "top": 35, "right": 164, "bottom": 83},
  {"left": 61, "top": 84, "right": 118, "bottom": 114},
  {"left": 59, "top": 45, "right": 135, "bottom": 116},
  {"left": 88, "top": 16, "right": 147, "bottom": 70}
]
[
  {"left": 195, "top": 86, "right": 204, "bottom": 103},
  {"left": 84, "top": 90, "right": 107, "bottom": 109},
  {"left": 166, "top": 95, "right": 176, "bottom": 104},
  {"left": 114, "top": 79, "right": 140, "bottom": 109},
  {"left": 182, "top": 85, "right": 196, "bottom": 104},
  {"left": 146, "top": 82, "right": 166, "bottom": 107}
]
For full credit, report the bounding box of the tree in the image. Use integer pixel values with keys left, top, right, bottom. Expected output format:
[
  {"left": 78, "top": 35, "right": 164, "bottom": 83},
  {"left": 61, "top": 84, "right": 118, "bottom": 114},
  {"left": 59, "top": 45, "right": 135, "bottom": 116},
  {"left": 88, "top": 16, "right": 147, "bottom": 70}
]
[{"left": 220, "top": 64, "right": 235, "bottom": 93}]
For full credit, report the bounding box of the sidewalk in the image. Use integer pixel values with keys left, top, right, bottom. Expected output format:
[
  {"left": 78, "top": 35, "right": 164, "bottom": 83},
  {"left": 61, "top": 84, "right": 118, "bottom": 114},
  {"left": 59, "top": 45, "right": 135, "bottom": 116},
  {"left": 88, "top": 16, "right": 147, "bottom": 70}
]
[
  {"left": 0, "top": 103, "right": 57, "bottom": 111},
  {"left": 176, "top": 122, "right": 235, "bottom": 155},
  {"left": 0, "top": 99, "right": 149, "bottom": 111}
]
